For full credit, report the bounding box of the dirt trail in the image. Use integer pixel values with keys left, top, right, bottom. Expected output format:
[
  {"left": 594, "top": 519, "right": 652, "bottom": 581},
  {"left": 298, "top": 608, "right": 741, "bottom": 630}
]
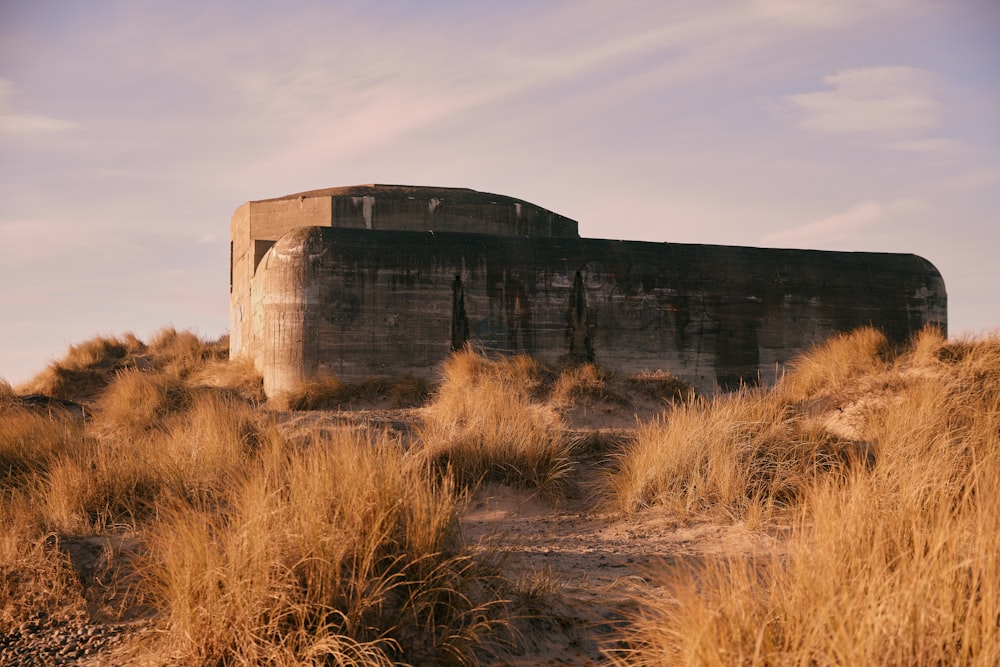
[{"left": 462, "top": 461, "right": 781, "bottom": 665}]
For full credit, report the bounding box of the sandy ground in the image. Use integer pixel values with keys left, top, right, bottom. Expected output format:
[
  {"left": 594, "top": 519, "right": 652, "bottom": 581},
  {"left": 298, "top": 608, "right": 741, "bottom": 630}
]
[{"left": 461, "top": 465, "right": 782, "bottom": 664}]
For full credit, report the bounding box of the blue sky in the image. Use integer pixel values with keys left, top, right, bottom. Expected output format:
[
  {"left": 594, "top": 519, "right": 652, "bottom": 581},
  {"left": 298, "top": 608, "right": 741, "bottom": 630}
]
[{"left": 2, "top": 0, "right": 998, "bottom": 384}]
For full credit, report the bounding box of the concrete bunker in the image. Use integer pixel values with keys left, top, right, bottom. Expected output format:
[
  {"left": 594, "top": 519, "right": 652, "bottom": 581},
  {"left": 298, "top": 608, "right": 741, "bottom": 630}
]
[{"left": 230, "top": 184, "right": 947, "bottom": 397}]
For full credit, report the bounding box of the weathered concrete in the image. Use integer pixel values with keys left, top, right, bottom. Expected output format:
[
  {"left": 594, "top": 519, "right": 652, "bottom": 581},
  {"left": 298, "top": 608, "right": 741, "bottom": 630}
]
[
  {"left": 230, "top": 185, "right": 947, "bottom": 396},
  {"left": 230, "top": 185, "right": 578, "bottom": 357}
]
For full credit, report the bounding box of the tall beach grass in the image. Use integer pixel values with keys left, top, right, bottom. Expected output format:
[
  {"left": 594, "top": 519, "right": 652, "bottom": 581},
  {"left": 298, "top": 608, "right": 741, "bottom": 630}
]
[{"left": 607, "top": 328, "right": 1000, "bottom": 666}]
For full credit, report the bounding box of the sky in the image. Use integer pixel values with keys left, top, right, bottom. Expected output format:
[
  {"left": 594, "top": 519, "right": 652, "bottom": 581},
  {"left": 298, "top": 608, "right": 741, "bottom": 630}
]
[{"left": 1, "top": 0, "right": 998, "bottom": 385}]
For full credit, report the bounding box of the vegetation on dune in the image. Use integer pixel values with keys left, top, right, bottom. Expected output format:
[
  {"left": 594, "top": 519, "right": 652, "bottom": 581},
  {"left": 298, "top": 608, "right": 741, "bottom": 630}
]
[
  {"left": 417, "top": 348, "right": 576, "bottom": 495},
  {"left": 416, "top": 350, "right": 691, "bottom": 495},
  {"left": 17, "top": 328, "right": 263, "bottom": 405},
  {"left": 4, "top": 325, "right": 1000, "bottom": 665},
  {"left": 607, "top": 325, "right": 1000, "bottom": 666},
  {"left": 146, "top": 431, "right": 509, "bottom": 666},
  {"left": 279, "top": 373, "right": 431, "bottom": 410},
  {"left": 1, "top": 331, "right": 514, "bottom": 664},
  {"left": 608, "top": 389, "right": 862, "bottom": 522},
  {"left": 773, "top": 325, "right": 892, "bottom": 404}
]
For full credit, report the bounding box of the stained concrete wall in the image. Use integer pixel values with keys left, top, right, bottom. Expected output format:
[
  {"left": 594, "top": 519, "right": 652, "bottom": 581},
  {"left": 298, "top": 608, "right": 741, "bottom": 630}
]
[
  {"left": 230, "top": 185, "right": 579, "bottom": 363},
  {"left": 247, "top": 225, "right": 947, "bottom": 396}
]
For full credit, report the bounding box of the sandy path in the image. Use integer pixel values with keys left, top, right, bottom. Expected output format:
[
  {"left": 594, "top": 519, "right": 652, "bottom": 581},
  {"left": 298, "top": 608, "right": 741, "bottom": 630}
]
[{"left": 462, "top": 467, "right": 781, "bottom": 665}]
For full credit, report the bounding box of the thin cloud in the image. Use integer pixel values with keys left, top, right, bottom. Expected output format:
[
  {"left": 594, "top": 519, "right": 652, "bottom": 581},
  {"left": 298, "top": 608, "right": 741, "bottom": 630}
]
[
  {"left": 0, "top": 220, "right": 87, "bottom": 262},
  {"left": 0, "top": 113, "right": 78, "bottom": 134},
  {"left": 938, "top": 167, "right": 1000, "bottom": 193},
  {"left": 750, "top": 0, "right": 872, "bottom": 28},
  {"left": 0, "top": 77, "right": 78, "bottom": 135},
  {"left": 228, "top": 1, "right": 896, "bottom": 184},
  {"left": 788, "top": 66, "right": 939, "bottom": 134},
  {"left": 763, "top": 198, "right": 926, "bottom": 247},
  {"left": 886, "top": 137, "right": 963, "bottom": 154}
]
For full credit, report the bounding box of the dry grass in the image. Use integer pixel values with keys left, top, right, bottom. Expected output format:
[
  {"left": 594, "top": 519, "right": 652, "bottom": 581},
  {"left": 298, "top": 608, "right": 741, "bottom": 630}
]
[
  {"left": 143, "top": 430, "right": 510, "bottom": 666},
  {"left": 187, "top": 354, "right": 266, "bottom": 404},
  {"left": 281, "top": 373, "right": 430, "bottom": 410},
  {"left": 624, "top": 369, "right": 693, "bottom": 404},
  {"left": 607, "top": 329, "right": 1000, "bottom": 666},
  {"left": 608, "top": 389, "right": 859, "bottom": 521},
  {"left": 1, "top": 332, "right": 513, "bottom": 665},
  {"left": 550, "top": 363, "right": 626, "bottom": 406},
  {"left": 0, "top": 397, "right": 98, "bottom": 627},
  {"left": 19, "top": 333, "right": 145, "bottom": 402},
  {"left": 418, "top": 349, "right": 575, "bottom": 494},
  {"left": 9, "top": 326, "right": 1000, "bottom": 665},
  {"left": 775, "top": 325, "right": 890, "bottom": 403},
  {"left": 37, "top": 391, "right": 272, "bottom": 534},
  {"left": 0, "top": 509, "right": 86, "bottom": 632},
  {"left": 0, "top": 379, "right": 15, "bottom": 404},
  {"left": 0, "top": 403, "right": 82, "bottom": 488},
  {"left": 2, "top": 331, "right": 269, "bottom": 535},
  {"left": 18, "top": 328, "right": 248, "bottom": 405},
  {"left": 92, "top": 369, "right": 191, "bottom": 438},
  {"left": 145, "top": 327, "right": 227, "bottom": 379}
]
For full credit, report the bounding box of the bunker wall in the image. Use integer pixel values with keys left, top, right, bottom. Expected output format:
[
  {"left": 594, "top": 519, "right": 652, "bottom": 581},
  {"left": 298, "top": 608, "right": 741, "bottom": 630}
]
[{"left": 251, "top": 226, "right": 946, "bottom": 396}]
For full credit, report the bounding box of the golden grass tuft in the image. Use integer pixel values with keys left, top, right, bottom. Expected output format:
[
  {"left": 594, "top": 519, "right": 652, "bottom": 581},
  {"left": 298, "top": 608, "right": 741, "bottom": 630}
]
[
  {"left": 281, "top": 373, "right": 430, "bottom": 410},
  {"left": 550, "top": 363, "right": 626, "bottom": 406},
  {"left": 187, "top": 354, "right": 266, "bottom": 404},
  {"left": 0, "top": 510, "right": 86, "bottom": 632},
  {"left": 143, "top": 430, "right": 510, "bottom": 666},
  {"left": 776, "top": 326, "right": 889, "bottom": 403},
  {"left": 607, "top": 329, "right": 1000, "bottom": 666},
  {"left": 92, "top": 369, "right": 191, "bottom": 439},
  {"left": 60, "top": 334, "right": 141, "bottom": 369},
  {"left": 37, "top": 390, "right": 272, "bottom": 533},
  {"left": 0, "top": 403, "right": 82, "bottom": 488},
  {"left": 19, "top": 333, "right": 146, "bottom": 402},
  {"left": 608, "top": 389, "right": 860, "bottom": 520},
  {"left": 146, "top": 327, "right": 227, "bottom": 379},
  {"left": 434, "top": 347, "right": 550, "bottom": 401},
  {"left": 419, "top": 349, "right": 575, "bottom": 494},
  {"left": 0, "top": 379, "right": 15, "bottom": 404}
]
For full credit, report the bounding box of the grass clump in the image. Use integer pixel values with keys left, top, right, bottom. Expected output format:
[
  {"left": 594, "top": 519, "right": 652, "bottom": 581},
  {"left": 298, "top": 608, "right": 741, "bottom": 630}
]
[
  {"left": 145, "top": 327, "right": 226, "bottom": 378},
  {"left": 144, "top": 430, "right": 510, "bottom": 666},
  {"left": 18, "top": 328, "right": 252, "bottom": 405},
  {"left": 92, "top": 369, "right": 191, "bottom": 439},
  {"left": 282, "top": 373, "right": 430, "bottom": 410},
  {"left": 609, "top": 389, "right": 857, "bottom": 521},
  {"left": 39, "top": 391, "right": 272, "bottom": 534},
  {"left": 607, "top": 329, "right": 1000, "bottom": 666},
  {"left": 0, "top": 511, "right": 85, "bottom": 632},
  {"left": 550, "top": 363, "right": 626, "bottom": 406},
  {"left": 188, "top": 353, "right": 266, "bottom": 404},
  {"left": 20, "top": 333, "right": 146, "bottom": 402},
  {"left": 418, "top": 349, "right": 575, "bottom": 494},
  {"left": 776, "top": 325, "right": 890, "bottom": 403},
  {"left": 0, "top": 403, "right": 82, "bottom": 488},
  {"left": 0, "top": 379, "right": 15, "bottom": 404}
]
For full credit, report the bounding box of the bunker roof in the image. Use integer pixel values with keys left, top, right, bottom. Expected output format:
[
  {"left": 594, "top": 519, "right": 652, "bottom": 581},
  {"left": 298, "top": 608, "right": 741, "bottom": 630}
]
[{"left": 249, "top": 184, "right": 580, "bottom": 238}]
